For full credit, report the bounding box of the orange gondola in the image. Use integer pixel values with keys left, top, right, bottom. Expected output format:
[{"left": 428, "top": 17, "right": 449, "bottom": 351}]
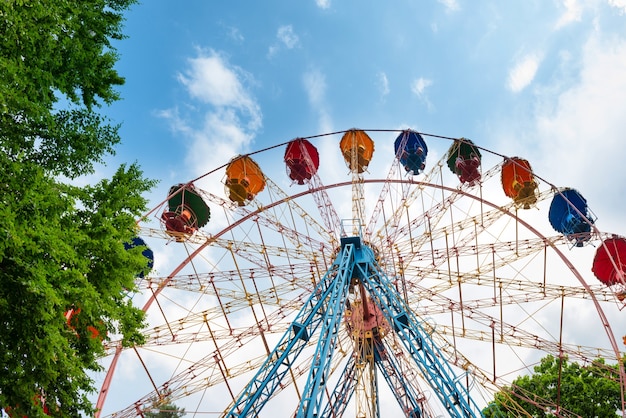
[
  {"left": 5, "top": 394, "right": 50, "bottom": 417},
  {"left": 225, "top": 155, "right": 266, "bottom": 206},
  {"left": 501, "top": 157, "right": 537, "bottom": 209},
  {"left": 339, "top": 129, "right": 374, "bottom": 174},
  {"left": 65, "top": 307, "right": 103, "bottom": 340}
]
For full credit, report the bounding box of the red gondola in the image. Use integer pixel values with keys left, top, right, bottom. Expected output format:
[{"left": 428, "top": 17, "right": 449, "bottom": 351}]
[
  {"left": 284, "top": 139, "right": 319, "bottom": 185},
  {"left": 592, "top": 237, "right": 626, "bottom": 287},
  {"left": 65, "top": 307, "right": 102, "bottom": 340}
]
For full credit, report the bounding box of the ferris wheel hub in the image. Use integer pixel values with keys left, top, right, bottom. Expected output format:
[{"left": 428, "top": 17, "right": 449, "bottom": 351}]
[{"left": 344, "top": 299, "right": 390, "bottom": 340}]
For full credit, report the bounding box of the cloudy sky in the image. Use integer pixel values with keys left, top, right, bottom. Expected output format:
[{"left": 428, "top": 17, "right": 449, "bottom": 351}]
[
  {"left": 103, "top": 0, "right": 626, "bottom": 234},
  {"left": 98, "top": 0, "right": 626, "bottom": 415}
]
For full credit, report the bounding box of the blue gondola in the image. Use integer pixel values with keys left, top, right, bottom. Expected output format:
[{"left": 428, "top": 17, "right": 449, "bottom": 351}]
[
  {"left": 124, "top": 236, "right": 154, "bottom": 277},
  {"left": 393, "top": 130, "right": 428, "bottom": 174},
  {"left": 548, "top": 189, "right": 594, "bottom": 247}
]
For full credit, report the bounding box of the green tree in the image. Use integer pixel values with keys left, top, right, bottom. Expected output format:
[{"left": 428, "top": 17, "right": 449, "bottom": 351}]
[
  {"left": 0, "top": 1, "right": 155, "bottom": 416},
  {"left": 143, "top": 397, "right": 186, "bottom": 418},
  {"left": 483, "top": 355, "right": 623, "bottom": 417}
]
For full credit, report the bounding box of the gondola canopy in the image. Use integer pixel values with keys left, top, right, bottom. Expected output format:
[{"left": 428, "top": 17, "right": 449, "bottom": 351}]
[
  {"left": 548, "top": 189, "right": 594, "bottom": 247},
  {"left": 446, "top": 138, "right": 481, "bottom": 185},
  {"left": 284, "top": 139, "right": 320, "bottom": 185},
  {"left": 592, "top": 237, "right": 626, "bottom": 286},
  {"left": 501, "top": 157, "right": 538, "bottom": 209},
  {"left": 340, "top": 129, "right": 374, "bottom": 174},
  {"left": 123, "top": 236, "right": 154, "bottom": 278},
  {"left": 161, "top": 184, "right": 210, "bottom": 241},
  {"left": 394, "top": 130, "right": 428, "bottom": 174},
  {"left": 225, "top": 155, "right": 266, "bottom": 206}
]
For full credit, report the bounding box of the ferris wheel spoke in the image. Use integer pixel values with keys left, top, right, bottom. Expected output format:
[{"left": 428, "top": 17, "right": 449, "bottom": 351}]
[
  {"left": 373, "top": 185, "right": 503, "bottom": 270},
  {"left": 399, "top": 235, "right": 565, "bottom": 283},
  {"left": 418, "top": 289, "right": 619, "bottom": 364},
  {"left": 190, "top": 239, "right": 324, "bottom": 299},
  {"left": 422, "top": 329, "right": 586, "bottom": 418},
  {"left": 306, "top": 172, "right": 342, "bottom": 243},
  {"left": 199, "top": 186, "right": 332, "bottom": 254},
  {"left": 391, "top": 188, "right": 558, "bottom": 273},
  {"left": 434, "top": 322, "right": 618, "bottom": 363},
  {"left": 104, "top": 287, "right": 307, "bottom": 357},
  {"left": 105, "top": 301, "right": 329, "bottom": 418},
  {"left": 263, "top": 177, "right": 338, "bottom": 245},
  {"left": 108, "top": 291, "right": 303, "bottom": 352},
  {"left": 365, "top": 154, "right": 408, "bottom": 241},
  {"left": 137, "top": 262, "right": 316, "bottom": 293},
  {"left": 212, "top": 237, "right": 321, "bottom": 264},
  {"left": 371, "top": 150, "right": 479, "bottom": 249},
  {"left": 409, "top": 276, "right": 615, "bottom": 314},
  {"left": 348, "top": 173, "right": 366, "bottom": 233}
]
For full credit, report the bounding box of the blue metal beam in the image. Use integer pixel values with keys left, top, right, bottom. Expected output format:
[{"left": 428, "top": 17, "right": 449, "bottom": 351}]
[
  {"left": 319, "top": 356, "right": 357, "bottom": 418},
  {"left": 374, "top": 339, "right": 425, "bottom": 417},
  {"left": 296, "top": 247, "right": 354, "bottom": 417},
  {"left": 224, "top": 242, "right": 356, "bottom": 417},
  {"left": 362, "top": 263, "right": 484, "bottom": 417},
  {"left": 225, "top": 236, "right": 484, "bottom": 417}
]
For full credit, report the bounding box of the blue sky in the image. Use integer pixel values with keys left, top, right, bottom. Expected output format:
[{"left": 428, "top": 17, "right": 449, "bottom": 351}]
[
  {"left": 105, "top": 0, "right": 626, "bottom": 231},
  {"left": 96, "top": 0, "right": 626, "bottom": 415}
]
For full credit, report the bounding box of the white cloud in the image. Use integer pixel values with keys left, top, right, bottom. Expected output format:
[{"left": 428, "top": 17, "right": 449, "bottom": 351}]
[
  {"left": 277, "top": 25, "right": 300, "bottom": 49},
  {"left": 608, "top": 0, "right": 626, "bottom": 14},
  {"left": 411, "top": 77, "right": 434, "bottom": 110},
  {"left": 501, "top": 34, "right": 626, "bottom": 232},
  {"left": 162, "top": 50, "right": 262, "bottom": 178},
  {"left": 176, "top": 50, "right": 261, "bottom": 129},
  {"left": 227, "top": 26, "right": 244, "bottom": 43},
  {"left": 411, "top": 77, "right": 432, "bottom": 97},
  {"left": 303, "top": 69, "right": 325, "bottom": 105},
  {"left": 377, "top": 72, "right": 390, "bottom": 99},
  {"left": 303, "top": 69, "right": 333, "bottom": 133},
  {"left": 438, "top": 0, "right": 460, "bottom": 12},
  {"left": 268, "top": 25, "right": 300, "bottom": 58},
  {"left": 507, "top": 52, "right": 542, "bottom": 93},
  {"left": 555, "top": 0, "right": 583, "bottom": 29},
  {"left": 315, "top": 0, "right": 330, "bottom": 9},
  {"left": 536, "top": 38, "right": 626, "bottom": 204},
  {"left": 267, "top": 45, "right": 279, "bottom": 58}
]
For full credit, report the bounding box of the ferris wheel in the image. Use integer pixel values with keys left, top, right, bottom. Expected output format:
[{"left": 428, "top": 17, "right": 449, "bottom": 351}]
[{"left": 96, "top": 129, "right": 626, "bottom": 417}]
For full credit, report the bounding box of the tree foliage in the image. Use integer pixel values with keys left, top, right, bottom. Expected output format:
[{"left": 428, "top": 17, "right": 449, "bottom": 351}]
[
  {"left": 483, "top": 355, "right": 623, "bottom": 417},
  {"left": 0, "top": 1, "right": 156, "bottom": 416},
  {"left": 143, "top": 396, "right": 186, "bottom": 418}
]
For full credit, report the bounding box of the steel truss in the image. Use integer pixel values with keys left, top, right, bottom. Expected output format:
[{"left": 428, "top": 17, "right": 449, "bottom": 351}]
[{"left": 225, "top": 234, "right": 483, "bottom": 417}]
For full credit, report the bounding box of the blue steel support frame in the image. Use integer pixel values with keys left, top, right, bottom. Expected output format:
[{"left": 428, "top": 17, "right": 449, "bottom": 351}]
[
  {"left": 224, "top": 242, "right": 356, "bottom": 417},
  {"left": 373, "top": 339, "right": 425, "bottom": 417},
  {"left": 225, "top": 235, "right": 483, "bottom": 417},
  {"left": 295, "top": 244, "right": 354, "bottom": 417},
  {"left": 319, "top": 356, "right": 356, "bottom": 417},
  {"left": 362, "top": 264, "right": 483, "bottom": 417}
]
